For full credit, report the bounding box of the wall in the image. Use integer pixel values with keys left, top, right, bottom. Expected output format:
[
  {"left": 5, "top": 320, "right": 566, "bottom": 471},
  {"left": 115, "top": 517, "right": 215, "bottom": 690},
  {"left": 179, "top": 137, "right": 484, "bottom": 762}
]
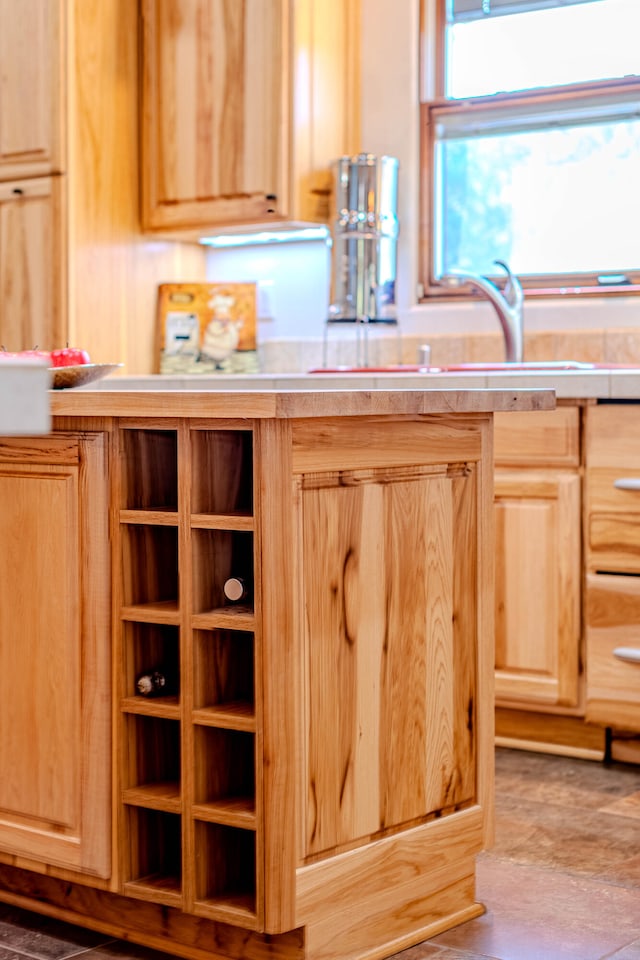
[{"left": 202, "top": 0, "right": 640, "bottom": 371}]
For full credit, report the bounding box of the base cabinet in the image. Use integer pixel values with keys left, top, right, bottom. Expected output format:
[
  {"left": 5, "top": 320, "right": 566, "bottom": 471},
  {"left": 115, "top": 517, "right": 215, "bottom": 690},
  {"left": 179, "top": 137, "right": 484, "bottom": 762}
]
[
  {"left": 493, "top": 408, "right": 582, "bottom": 711},
  {"left": 494, "top": 470, "right": 581, "bottom": 707},
  {"left": 585, "top": 403, "right": 640, "bottom": 734},
  {"left": 586, "top": 574, "right": 640, "bottom": 730},
  {"left": 0, "top": 433, "right": 110, "bottom": 877},
  {"left": 0, "top": 400, "right": 500, "bottom": 960},
  {"left": 112, "top": 413, "right": 494, "bottom": 946}
]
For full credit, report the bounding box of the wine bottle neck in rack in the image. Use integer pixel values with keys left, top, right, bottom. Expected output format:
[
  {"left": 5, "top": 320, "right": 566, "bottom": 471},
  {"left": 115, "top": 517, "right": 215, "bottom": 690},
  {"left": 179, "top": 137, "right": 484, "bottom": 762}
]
[
  {"left": 136, "top": 669, "right": 168, "bottom": 697},
  {"left": 223, "top": 576, "right": 249, "bottom": 603}
]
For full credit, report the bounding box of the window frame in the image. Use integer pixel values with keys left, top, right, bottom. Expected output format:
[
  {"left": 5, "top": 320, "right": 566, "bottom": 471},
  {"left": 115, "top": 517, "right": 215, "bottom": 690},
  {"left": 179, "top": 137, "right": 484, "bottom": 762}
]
[{"left": 418, "top": 0, "right": 640, "bottom": 301}]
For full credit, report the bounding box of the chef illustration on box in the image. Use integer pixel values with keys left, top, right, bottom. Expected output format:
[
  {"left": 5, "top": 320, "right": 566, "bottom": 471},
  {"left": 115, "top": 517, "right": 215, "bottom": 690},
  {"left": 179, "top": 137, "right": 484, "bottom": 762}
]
[{"left": 199, "top": 293, "right": 244, "bottom": 368}]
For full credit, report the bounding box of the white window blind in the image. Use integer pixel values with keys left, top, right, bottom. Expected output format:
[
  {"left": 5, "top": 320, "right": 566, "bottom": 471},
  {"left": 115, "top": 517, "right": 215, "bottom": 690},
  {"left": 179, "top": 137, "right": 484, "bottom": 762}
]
[
  {"left": 451, "top": 0, "right": 600, "bottom": 22},
  {"left": 434, "top": 87, "right": 640, "bottom": 139}
]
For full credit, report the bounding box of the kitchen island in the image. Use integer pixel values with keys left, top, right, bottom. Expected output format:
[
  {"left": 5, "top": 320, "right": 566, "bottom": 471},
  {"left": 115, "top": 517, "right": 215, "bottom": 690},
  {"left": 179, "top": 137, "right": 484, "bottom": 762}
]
[{"left": 0, "top": 388, "right": 553, "bottom": 960}]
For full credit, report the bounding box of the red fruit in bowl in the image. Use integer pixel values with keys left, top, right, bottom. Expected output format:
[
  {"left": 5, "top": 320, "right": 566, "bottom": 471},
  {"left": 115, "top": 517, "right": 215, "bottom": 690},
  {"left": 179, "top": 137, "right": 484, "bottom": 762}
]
[
  {"left": 0, "top": 347, "right": 50, "bottom": 363},
  {"left": 19, "top": 349, "right": 51, "bottom": 362},
  {"left": 50, "top": 347, "right": 91, "bottom": 367}
]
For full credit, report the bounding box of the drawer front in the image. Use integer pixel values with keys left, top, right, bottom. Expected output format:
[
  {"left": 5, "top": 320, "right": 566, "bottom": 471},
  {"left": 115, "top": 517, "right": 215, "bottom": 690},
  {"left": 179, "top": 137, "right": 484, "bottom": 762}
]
[
  {"left": 494, "top": 406, "right": 580, "bottom": 468},
  {"left": 586, "top": 573, "right": 640, "bottom": 731},
  {"left": 586, "top": 404, "right": 640, "bottom": 573}
]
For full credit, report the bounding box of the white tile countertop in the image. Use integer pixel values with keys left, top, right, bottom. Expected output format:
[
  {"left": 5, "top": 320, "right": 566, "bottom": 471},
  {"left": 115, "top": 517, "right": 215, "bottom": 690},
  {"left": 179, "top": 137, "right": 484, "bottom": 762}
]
[
  {"left": 0, "top": 359, "right": 51, "bottom": 434},
  {"left": 85, "top": 366, "right": 640, "bottom": 399}
]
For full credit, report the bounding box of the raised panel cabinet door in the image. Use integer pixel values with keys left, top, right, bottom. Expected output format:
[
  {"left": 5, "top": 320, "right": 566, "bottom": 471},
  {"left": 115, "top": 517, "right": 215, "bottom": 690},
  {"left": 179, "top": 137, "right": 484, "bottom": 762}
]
[
  {"left": 140, "top": 0, "right": 287, "bottom": 231},
  {"left": 0, "top": 433, "right": 110, "bottom": 878},
  {"left": 494, "top": 471, "right": 581, "bottom": 708},
  {"left": 585, "top": 573, "right": 640, "bottom": 731},
  {"left": 0, "top": 177, "right": 66, "bottom": 352},
  {"left": 0, "top": 0, "right": 64, "bottom": 179},
  {"left": 300, "top": 463, "right": 478, "bottom": 859}
]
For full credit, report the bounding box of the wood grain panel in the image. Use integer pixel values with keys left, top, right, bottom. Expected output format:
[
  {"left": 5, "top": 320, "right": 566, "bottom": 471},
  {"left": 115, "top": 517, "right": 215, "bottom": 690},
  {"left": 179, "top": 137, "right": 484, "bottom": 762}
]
[
  {"left": 586, "top": 573, "right": 640, "bottom": 730},
  {"left": 69, "top": 0, "right": 207, "bottom": 370},
  {"left": 585, "top": 403, "right": 640, "bottom": 469},
  {"left": 292, "top": 417, "right": 482, "bottom": 474},
  {"left": 494, "top": 471, "right": 581, "bottom": 707},
  {"left": 255, "top": 419, "right": 297, "bottom": 933},
  {"left": 140, "top": 0, "right": 284, "bottom": 230},
  {"left": 301, "top": 463, "right": 477, "bottom": 858},
  {"left": 494, "top": 406, "right": 580, "bottom": 468},
  {"left": 0, "top": 176, "right": 65, "bottom": 351},
  {"left": 0, "top": 433, "right": 110, "bottom": 877},
  {"left": 585, "top": 403, "right": 640, "bottom": 572},
  {"left": 0, "top": 864, "right": 305, "bottom": 960},
  {"left": 0, "top": 0, "right": 64, "bottom": 178},
  {"left": 0, "top": 469, "right": 79, "bottom": 827}
]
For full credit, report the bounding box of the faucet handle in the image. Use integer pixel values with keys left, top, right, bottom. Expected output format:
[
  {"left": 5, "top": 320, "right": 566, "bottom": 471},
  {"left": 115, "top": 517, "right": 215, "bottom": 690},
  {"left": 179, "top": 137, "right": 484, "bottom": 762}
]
[{"left": 494, "top": 260, "right": 523, "bottom": 310}]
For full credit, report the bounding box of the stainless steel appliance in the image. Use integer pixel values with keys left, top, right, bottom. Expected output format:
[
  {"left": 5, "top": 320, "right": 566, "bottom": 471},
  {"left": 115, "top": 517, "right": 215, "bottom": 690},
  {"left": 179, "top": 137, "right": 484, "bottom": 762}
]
[{"left": 328, "top": 153, "right": 399, "bottom": 325}]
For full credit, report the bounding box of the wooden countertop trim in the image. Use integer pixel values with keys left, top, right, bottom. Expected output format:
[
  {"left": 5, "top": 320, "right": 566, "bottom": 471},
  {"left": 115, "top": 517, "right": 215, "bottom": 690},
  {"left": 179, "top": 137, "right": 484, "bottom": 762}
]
[{"left": 50, "top": 388, "right": 555, "bottom": 419}]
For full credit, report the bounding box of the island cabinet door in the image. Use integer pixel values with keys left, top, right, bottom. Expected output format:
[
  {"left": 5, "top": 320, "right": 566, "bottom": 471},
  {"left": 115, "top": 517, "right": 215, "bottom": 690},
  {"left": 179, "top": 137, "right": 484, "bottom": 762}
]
[
  {"left": 298, "top": 463, "right": 479, "bottom": 857},
  {"left": 0, "top": 432, "right": 110, "bottom": 878}
]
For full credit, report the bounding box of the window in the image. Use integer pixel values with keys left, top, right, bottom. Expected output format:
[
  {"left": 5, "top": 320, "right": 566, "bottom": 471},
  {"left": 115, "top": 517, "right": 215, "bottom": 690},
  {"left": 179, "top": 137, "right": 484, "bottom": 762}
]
[{"left": 420, "top": 0, "right": 640, "bottom": 298}]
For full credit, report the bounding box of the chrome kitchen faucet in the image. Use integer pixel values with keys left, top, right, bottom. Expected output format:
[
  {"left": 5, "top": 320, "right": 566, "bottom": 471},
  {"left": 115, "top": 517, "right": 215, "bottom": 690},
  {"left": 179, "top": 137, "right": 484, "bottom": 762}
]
[{"left": 440, "top": 260, "right": 524, "bottom": 363}]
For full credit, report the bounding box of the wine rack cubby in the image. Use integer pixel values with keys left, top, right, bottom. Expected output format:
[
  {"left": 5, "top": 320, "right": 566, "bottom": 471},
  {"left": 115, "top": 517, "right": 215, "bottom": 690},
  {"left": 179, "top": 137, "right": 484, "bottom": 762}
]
[
  {"left": 124, "top": 807, "right": 182, "bottom": 905},
  {"left": 193, "top": 822, "right": 256, "bottom": 918},
  {"left": 192, "top": 727, "right": 256, "bottom": 818},
  {"left": 122, "top": 715, "right": 181, "bottom": 798},
  {"left": 116, "top": 423, "right": 259, "bottom": 924},
  {"left": 191, "top": 429, "right": 253, "bottom": 517},
  {"left": 192, "top": 529, "right": 254, "bottom": 616},
  {"left": 192, "top": 629, "right": 254, "bottom": 725},
  {"left": 122, "top": 622, "right": 180, "bottom": 711},
  {"left": 120, "top": 428, "right": 178, "bottom": 512}
]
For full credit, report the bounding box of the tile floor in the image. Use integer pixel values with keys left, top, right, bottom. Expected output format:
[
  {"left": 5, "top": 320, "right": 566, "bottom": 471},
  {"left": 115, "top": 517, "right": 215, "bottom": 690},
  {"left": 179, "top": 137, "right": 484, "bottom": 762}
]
[{"left": 0, "top": 749, "right": 637, "bottom": 960}]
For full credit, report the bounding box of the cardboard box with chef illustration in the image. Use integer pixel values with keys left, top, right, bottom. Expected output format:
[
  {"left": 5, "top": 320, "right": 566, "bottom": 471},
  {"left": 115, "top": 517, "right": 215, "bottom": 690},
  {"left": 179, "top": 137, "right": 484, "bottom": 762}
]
[{"left": 157, "top": 282, "right": 259, "bottom": 374}]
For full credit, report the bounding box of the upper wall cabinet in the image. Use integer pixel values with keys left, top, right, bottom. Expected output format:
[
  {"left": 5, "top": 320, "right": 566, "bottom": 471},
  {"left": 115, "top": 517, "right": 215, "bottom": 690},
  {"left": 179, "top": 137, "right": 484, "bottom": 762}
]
[
  {"left": 140, "top": 0, "right": 360, "bottom": 235},
  {"left": 0, "top": 0, "right": 65, "bottom": 181}
]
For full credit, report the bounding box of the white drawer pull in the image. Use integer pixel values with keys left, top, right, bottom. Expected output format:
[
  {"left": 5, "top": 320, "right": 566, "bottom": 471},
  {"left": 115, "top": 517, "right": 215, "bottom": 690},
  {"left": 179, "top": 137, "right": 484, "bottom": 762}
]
[
  {"left": 613, "top": 646, "right": 640, "bottom": 664},
  {"left": 614, "top": 478, "right": 640, "bottom": 491}
]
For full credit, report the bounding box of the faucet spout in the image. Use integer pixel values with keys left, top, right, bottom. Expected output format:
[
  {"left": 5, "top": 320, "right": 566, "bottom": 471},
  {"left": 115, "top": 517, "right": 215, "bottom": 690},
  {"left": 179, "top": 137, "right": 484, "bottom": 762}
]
[{"left": 440, "top": 260, "right": 524, "bottom": 363}]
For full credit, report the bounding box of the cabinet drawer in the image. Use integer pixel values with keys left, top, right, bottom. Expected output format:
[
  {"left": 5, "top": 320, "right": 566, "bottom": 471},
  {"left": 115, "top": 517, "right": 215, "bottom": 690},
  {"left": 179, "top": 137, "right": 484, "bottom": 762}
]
[
  {"left": 494, "top": 406, "right": 580, "bottom": 468},
  {"left": 586, "top": 404, "right": 640, "bottom": 573},
  {"left": 586, "top": 573, "right": 640, "bottom": 731}
]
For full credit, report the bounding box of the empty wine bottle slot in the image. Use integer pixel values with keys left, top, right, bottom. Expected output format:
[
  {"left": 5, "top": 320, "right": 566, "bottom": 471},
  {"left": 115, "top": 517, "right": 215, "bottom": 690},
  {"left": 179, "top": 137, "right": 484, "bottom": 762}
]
[
  {"left": 223, "top": 577, "right": 249, "bottom": 603},
  {"left": 136, "top": 669, "right": 168, "bottom": 697}
]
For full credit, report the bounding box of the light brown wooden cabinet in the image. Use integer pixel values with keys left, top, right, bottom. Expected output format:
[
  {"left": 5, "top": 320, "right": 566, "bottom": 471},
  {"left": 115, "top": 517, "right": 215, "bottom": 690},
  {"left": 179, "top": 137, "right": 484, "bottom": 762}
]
[
  {"left": 493, "top": 407, "right": 582, "bottom": 711},
  {"left": 494, "top": 469, "right": 581, "bottom": 708},
  {"left": 140, "top": 0, "right": 360, "bottom": 234},
  {"left": 0, "top": 0, "right": 64, "bottom": 180},
  {"left": 111, "top": 409, "right": 493, "bottom": 943},
  {"left": 0, "top": 0, "right": 66, "bottom": 353},
  {"left": 585, "top": 403, "right": 640, "bottom": 733},
  {"left": 0, "top": 388, "right": 529, "bottom": 960},
  {"left": 0, "top": 432, "right": 110, "bottom": 877},
  {"left": 0, "top": 177, "right": 66, "bottom": 352},
  {"left": 0, "top": 0, "right": 207, "bottom": 369}
]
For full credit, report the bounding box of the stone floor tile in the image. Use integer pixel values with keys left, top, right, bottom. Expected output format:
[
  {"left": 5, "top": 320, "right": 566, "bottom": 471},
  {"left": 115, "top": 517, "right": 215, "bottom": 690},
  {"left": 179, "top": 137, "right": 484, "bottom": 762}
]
[
  {"left": 606, "top": 939, "right": 640, "bottom": 959},
  {"left": 0, "top": 906, "right": 112, "bottom": 960},
  {"left": 429, "top": 856, "right": 640, "bottom": 960}
]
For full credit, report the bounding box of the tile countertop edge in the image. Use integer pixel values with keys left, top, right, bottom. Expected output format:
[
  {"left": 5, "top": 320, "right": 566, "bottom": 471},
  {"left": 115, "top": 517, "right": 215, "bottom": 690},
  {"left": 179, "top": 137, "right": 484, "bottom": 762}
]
[
  {"left": 81, "top": 368, "right": 640, "bottom": 399},
  {"left": 50, "top": 388, "right": 556, "bottom": 419}
]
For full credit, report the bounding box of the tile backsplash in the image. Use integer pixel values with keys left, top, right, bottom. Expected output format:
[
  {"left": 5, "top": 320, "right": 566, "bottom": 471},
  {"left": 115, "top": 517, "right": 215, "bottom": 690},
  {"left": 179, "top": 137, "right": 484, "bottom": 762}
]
[
  {"left": 204, "top": 235, "right": 640, "bottom": 373},
  {"left": 257, "top": 327, "right": 640, "bottom": 373}
]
